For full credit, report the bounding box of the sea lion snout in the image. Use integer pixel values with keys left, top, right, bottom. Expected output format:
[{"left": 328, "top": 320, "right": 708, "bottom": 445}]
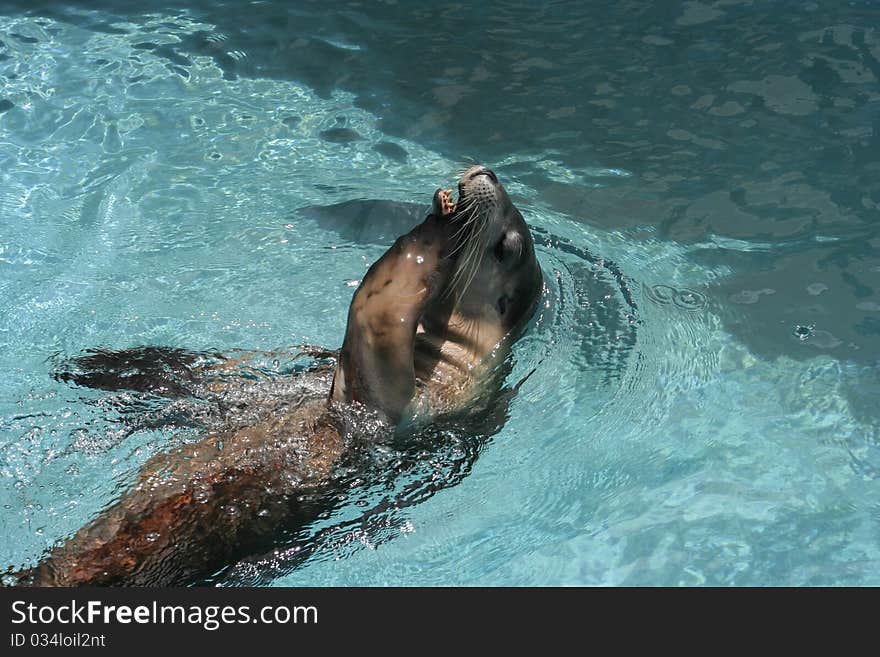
[
  {"left": 455, "top": 166, "right": 503, "bottom": 218},
  {"left": 460, "top": 165, "right": 498, "bottom": 184}
]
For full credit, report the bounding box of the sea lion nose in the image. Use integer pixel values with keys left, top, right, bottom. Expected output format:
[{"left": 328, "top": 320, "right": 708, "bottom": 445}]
[{"left": 461, "top": 165, "right": 498, "bottom": 184}]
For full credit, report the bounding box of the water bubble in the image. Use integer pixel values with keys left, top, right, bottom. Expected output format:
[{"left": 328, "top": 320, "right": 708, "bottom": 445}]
[
  {"left": 794, "top": 324, "right": 814, "bottom": 341},
  {"left": 673, "top": 288, "right": 707, "bottom": 311},
  {"left": 645, "top": 283, "right": 706, "bottom": 310},
  {"left": 646, "top": 284, "right": 675, "bottom": 304}
]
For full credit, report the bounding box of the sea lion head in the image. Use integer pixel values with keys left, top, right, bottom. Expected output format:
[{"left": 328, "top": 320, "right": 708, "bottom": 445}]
[
  {"left": 423, "top": 166, "right": 543, "bottom": 349},
  {"left": 331, "top": 166, "right": 542, "bottom": 423}
]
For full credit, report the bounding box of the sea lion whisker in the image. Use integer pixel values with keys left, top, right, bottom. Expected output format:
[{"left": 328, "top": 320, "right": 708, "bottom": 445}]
[
  {"left": 446, "top": 209, "right": 484, "bottom": 296},
  {"left": 450, "top": 204, "right": 481, "bottom": 242},
  {"left": 451, "top": 196, "right": 477, "bottom": 219},
  {"left": 445, "top": 203, "right": 484, "bottom": 267},
  {"left": 450, "top": 207, "right": 490, "bottom": 304}
]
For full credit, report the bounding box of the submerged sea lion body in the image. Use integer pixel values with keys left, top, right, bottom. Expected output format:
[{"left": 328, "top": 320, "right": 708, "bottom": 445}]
[{"left": 12, "top": 166, "right": 542, "bottom": 586}]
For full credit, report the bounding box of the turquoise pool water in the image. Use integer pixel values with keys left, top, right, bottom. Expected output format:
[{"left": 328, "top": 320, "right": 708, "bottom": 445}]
[{"left": 1, "top": 1, "right": 879, "bottom": 586}]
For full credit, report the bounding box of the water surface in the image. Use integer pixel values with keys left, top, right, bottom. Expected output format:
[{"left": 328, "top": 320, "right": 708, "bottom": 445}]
[{"left": 1, "top": 1, "right": 879, "bottom": 585}]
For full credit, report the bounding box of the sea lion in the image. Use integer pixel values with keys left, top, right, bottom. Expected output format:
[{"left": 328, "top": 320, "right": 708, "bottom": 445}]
[{"left": 10, "top": 166, "right": 543, "bottom": 586}]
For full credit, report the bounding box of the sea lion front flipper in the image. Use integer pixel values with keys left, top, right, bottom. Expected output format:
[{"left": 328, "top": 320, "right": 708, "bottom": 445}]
[{"left": 330, "top": 210, "right": 453, "bottom": 423}]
